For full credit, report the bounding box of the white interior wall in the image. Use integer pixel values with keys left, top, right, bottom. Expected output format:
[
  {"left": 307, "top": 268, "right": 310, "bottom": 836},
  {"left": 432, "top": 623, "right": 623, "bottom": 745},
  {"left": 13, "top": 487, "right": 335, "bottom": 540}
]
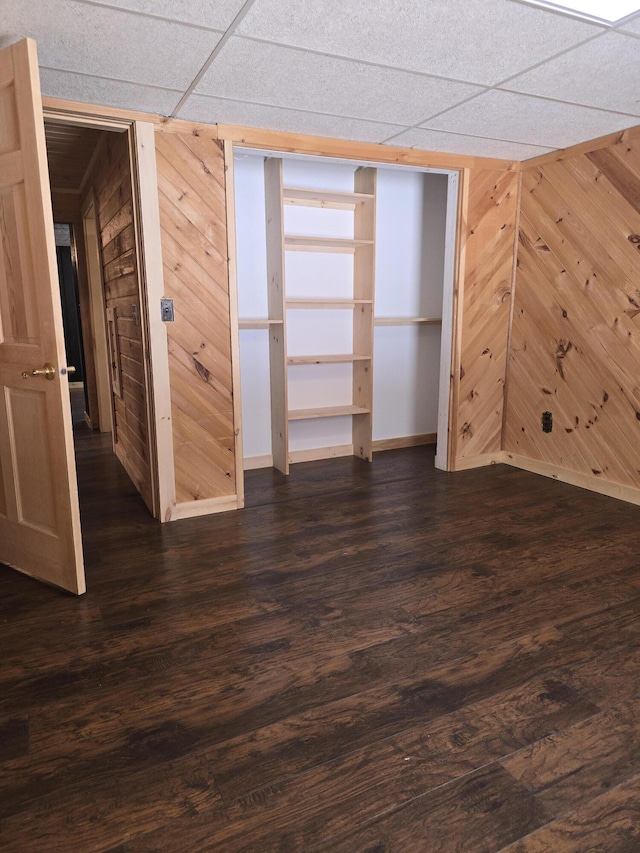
[
  {"left": 235, "top": 153, "right": 271, "bottom": 459},
  {"left": 234, "top": 152, "right": 449, "bottom": 464},
  {"left": 373, "top": 169, "right": 448, "bottom": 441}
]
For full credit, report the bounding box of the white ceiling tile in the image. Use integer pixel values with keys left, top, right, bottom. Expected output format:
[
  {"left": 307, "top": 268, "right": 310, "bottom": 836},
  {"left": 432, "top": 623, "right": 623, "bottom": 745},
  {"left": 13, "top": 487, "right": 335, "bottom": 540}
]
[
  {"left": 196, "top": 38, "right": 484, "bottom": 126},
  {"left": 0, "top": 0, "right": 221, "bottom": 90},
  {"left": 386, "top": 127, "right": 553, "bottom": 160},
  {"left": 424, "top": 90, "right": 637, "bottom": 148},
  {"left": 78, "top": 0, "right": 247, "bottom": 29},
  {"left": 619, "top": 14, "right": 640, "bottom": 32},
  {"left": 39, "top": 68, "right": 182, "bottom": 115},
  {"left": 505, "top": 32, "right": 640, "bottom": 115},
  {"left": 177, "top": 94, "right": 405, "bottom": 143},
  {"left": 237, "top": 0, "right": 602, "bottom": 85}
]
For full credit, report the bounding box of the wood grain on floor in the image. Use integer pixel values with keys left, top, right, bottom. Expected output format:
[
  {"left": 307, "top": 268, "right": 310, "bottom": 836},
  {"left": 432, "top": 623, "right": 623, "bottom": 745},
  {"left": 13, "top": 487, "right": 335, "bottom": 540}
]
[{"left": 2, "top": 421, "right": 640, "bottom": 851}]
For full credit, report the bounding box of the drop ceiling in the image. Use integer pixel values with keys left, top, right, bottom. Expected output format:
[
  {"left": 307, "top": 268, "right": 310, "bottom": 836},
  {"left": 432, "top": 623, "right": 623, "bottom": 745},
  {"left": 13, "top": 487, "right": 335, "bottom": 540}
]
[{"left": 2, "top": 0, "right": 640, "bottom": 161}]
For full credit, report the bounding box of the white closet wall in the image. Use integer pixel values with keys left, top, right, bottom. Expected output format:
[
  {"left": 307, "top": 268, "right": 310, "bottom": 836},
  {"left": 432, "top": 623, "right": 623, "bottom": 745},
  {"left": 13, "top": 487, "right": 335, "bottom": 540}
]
[
  {"left": 374, "top": 169, "right": 448, "bottom": 442},
  {"left": 235, "top": 154, "right": 271, "bottom": 460},
  {"left": 234, "top": 152, "right": 449, "bottom": 467}
]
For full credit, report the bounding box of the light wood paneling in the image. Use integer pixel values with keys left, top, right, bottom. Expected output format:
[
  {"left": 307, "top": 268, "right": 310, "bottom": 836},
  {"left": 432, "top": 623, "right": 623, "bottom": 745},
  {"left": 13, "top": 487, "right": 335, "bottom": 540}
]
[
  {"left": 155, "top": 131, "right": 237, "bottom": 506},
  {"left": 505, "top": 133, "right": 640, "bottom": 494},
  {"left": 91, "top": 131, "right": 153, "bottom": 510},
  {"left": 449, "top": 168, "right": 519, "bottom": 468}
]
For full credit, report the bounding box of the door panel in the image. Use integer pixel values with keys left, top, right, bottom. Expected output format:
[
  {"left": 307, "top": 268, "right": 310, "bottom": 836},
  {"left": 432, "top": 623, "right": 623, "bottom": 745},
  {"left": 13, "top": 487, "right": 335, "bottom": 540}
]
[
  {"left": 0, "top": 183, "right": 40, "bottom": 345},
  {"left": 6, "top": 386, "right": 57, "bottom": 532},
  {"left": 0, "top": 38, "right": 85, "bottom": 594}
]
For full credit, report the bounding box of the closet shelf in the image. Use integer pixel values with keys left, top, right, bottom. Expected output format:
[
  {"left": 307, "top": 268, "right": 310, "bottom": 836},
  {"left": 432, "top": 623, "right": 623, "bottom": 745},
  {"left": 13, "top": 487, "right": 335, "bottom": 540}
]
[
  {"left": 238, "top": 318, "right": 284, "bottom": 329},
  {"left": 283, "top": 186, "right": 374, "bottom": 210},
  {"left": 284, "top": 235, "right": 374, "bottom": 254},
  {"left": 374, "top": 317, "right": 442, "bottom": 326},
  {"left": 287, "top": 353, "right": 371, "bottom": 365},
  {"left": 288, "top": 404, "right": 371, "bottom": 421},
  {"left": 286, "top": 298, "right": 372, "bottom": 309}
]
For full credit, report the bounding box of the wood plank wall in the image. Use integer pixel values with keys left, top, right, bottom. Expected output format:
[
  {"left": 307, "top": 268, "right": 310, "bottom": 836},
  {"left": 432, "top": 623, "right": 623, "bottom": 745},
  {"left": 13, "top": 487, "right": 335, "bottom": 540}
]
[
  {"left": 91, "top": 131, "right": 153, "bottom": 510},
  {"left": 155, "top": 131, "right": 237, "bottom": 505},
  {"left": 450, "top": 168, "right": 519, "bottom": 469},
  {"left": 504, "top": 127, "right": 640, "bottom": 493}
]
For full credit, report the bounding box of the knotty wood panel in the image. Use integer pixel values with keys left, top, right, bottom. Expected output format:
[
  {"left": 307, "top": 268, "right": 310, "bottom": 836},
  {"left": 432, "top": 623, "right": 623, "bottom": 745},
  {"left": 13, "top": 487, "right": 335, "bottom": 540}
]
[
  {"left": 450, "top": 168, "right": 519, "bottom": 467},
  {"left": 91, "top": 131, "right": 153, "bottom": 509},
  {"left": 155, "top": 131, "right": 236, "bottom": 504},
  {"left": 505, "top": 127, "right": 640, "bottom": 493}
]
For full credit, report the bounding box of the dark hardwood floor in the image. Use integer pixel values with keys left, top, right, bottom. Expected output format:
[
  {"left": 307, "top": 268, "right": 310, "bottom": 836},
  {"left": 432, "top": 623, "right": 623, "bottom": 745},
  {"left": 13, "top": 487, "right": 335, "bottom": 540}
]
[{"left": 3, "top": 418, "right": 640, "bottom": 851}]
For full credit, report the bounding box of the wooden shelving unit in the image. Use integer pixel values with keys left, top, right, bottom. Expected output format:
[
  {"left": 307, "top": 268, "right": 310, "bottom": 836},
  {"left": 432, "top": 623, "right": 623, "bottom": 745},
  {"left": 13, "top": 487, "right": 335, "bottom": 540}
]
[
  {"left": 287, "top": 353, "right": 371, "bottom": 365},
  {"left": 374, "top": 316, "right": 442, "bottom": 326},
  {"left": 264, "top": 157, "right": 376, "bottom": 474},
  {"left": 283, "top": 186, "right": 373, "bottom": 209},
  {"left": 286, "top": 298, "right": 372, "bottom": 309},
  {"left": 238, "top": 318, "right": 284, "bottom": 330},
  {"left": 284, "top": 235, "right": 373, "bottom": 253},
  {"left": 288, "top": 404, "right": 371, "bottom": 421}
]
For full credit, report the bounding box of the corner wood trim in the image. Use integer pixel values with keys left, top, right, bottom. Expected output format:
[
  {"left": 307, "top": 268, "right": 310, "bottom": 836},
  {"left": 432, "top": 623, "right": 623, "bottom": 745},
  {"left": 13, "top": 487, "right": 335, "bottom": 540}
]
[{"left": 504, "top": 453, "right": 640, "bottom": 508}]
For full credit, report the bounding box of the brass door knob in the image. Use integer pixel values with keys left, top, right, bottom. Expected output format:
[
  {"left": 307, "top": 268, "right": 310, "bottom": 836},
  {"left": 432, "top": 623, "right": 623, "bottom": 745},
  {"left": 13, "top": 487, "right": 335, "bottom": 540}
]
[{"left": 22, "top": 363, "right": 56, "bottom": 380}]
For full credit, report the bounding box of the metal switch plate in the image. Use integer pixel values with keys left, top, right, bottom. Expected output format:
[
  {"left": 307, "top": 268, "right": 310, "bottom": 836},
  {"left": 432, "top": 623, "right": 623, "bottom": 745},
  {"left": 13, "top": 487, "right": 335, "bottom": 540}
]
[{"left": 161, "top": 298, "right": 174, "bottom": 322}]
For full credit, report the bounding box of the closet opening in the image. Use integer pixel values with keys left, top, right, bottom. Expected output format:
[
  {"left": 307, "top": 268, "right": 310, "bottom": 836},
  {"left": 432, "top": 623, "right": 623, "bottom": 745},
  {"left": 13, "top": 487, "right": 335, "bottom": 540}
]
[{"left": 232, "top": 149, "right": 459, "bottom": 489}]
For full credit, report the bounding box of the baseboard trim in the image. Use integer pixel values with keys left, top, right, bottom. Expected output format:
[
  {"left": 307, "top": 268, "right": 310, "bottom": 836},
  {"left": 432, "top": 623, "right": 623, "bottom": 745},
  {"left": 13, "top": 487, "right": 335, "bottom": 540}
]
[
  {"left": 373, "top": 433, "right": 436, "bottom": 452},
  {"left": 289, "top": 444, "right": 354, "bottom": 464},
  {"left": 167, "top": 495, "right": 241, "bottom": 521},
  {"left": 244, "top": 435, "right": 438, "bottom": 470},
  {"left": 244, "top": 454, "right": 273, "bottom": 471},
  {"left": 452, "top": 451, "right": 506, "bottom": 471},
  {"left": 504, "top": 452, "right": 640, "bottom": 507},
  {"left": 244, "top": 445, "right": 354, "bottom": 470}
]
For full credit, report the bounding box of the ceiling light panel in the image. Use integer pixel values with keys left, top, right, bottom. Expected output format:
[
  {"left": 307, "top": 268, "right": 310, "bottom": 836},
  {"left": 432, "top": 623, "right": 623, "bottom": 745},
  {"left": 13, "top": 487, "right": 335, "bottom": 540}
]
[{"left": 522, "top": 1, "right": 640, "bottom": 23}]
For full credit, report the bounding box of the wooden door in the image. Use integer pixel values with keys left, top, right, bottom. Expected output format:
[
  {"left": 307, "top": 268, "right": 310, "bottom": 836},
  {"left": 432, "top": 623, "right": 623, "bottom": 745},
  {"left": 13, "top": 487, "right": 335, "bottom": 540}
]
[{"left": 0, "top": 39, "right": 85, "bottom": 594}]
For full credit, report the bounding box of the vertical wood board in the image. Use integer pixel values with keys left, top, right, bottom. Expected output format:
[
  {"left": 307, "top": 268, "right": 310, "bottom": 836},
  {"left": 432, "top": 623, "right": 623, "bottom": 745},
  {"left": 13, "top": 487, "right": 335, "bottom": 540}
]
[{"left": 264, "top": 157, "right": 288, "bottom": 474}]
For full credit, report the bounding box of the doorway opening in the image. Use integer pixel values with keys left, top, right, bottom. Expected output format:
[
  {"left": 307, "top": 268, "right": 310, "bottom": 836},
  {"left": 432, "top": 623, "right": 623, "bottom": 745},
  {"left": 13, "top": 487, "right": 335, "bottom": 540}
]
[{"left": 44, "top": 119, "right": 156, "bottom": 531}]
